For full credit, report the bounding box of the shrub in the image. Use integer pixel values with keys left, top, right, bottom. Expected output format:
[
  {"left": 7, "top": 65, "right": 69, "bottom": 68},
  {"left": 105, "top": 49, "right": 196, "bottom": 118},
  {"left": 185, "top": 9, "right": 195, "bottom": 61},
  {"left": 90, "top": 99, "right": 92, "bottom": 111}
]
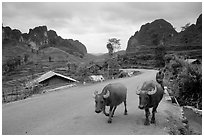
[
  {"left": 177, "top": 64, "right": 202, "bottom": 109},
  {"left": 165, "top": 55, "right": 202, "bottom": 109}
]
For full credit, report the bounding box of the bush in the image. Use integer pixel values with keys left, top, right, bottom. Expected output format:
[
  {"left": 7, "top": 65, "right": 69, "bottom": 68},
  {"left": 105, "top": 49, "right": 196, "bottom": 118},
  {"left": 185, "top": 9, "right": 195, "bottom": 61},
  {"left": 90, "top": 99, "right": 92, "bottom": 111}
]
[
  {"left": 165, "top": 55, "right": 202, "bottom": 109},
  {"left": 3, "top": 56, "right": 22, "bottom": 74},
  {"left": 177, "top": 64, "right": 202, "bottom": 109}
]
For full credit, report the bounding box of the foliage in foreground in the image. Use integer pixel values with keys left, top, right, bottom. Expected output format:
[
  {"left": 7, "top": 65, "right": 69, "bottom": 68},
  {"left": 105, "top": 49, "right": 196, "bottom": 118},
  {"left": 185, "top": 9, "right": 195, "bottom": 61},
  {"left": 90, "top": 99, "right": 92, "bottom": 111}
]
[{"left": 164, "top": 55, "right": 202, "bottom": 109}]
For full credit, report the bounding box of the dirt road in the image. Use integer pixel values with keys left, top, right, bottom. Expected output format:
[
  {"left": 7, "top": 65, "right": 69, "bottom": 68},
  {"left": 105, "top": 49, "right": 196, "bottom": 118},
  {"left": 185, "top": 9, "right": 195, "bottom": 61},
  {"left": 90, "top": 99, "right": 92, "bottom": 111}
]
[{"left": 2, "top": 69, "right": 183, "bottom": 135}]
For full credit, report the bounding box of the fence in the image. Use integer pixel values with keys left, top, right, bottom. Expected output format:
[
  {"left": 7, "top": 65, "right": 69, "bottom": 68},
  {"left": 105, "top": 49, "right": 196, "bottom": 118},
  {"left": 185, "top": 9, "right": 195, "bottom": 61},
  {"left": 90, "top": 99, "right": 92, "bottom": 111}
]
[{"left": 2, "top": 85, "right": 42, "bottom": 103}]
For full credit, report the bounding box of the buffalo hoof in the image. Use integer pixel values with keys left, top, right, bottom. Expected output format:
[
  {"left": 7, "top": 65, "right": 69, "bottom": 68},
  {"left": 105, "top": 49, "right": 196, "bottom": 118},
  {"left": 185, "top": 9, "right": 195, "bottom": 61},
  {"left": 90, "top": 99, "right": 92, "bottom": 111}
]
[
  {"left": 105, "top": 113, "right": 109, "bottom": 117},
  {"left": 144, "top": 120, "right": 150, "bottom": 126},
  {"left": 150, "top": 119, "right": 155, "bottom": 124},
  {"left": 107, "top": 119, "right": 112, "bottom": 123},
  {"left": 124, "top": 111, "right": 128, "bottom": 115}
]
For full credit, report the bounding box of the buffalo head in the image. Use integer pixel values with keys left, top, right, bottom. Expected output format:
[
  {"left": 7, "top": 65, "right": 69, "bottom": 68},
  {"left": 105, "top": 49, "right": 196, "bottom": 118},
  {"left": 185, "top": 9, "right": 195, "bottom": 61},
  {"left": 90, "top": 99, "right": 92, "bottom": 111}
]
[
  {"left": 94, "top": 90, "right": 110, "bottom": 113},
  {"left": 136, "top": 85, "right": 157, "bottom": 109}
]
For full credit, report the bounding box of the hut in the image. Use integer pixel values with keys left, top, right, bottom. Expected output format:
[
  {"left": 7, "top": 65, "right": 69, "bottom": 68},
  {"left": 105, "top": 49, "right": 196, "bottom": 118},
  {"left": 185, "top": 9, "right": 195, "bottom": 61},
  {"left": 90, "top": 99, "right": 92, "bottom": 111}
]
[
  {"left": 185, "top": 59, "right": 201, "bottom": 64},
  {"left": 34, "top": 71, "right": 78, "bottom": 87}
]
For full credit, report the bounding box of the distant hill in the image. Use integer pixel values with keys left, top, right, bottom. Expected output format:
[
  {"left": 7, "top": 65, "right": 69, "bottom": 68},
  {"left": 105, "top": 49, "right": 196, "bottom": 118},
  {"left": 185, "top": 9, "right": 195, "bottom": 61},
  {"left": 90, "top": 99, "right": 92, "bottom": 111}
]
[
  {"left": 126, "top": 14, "right": 202, "bottom": 59},
  {"left": 2, "top": 25, "right": 87, "bottom": 59},
  {"left": 85, "top": 50, "right": 126, "bottom": 63}
]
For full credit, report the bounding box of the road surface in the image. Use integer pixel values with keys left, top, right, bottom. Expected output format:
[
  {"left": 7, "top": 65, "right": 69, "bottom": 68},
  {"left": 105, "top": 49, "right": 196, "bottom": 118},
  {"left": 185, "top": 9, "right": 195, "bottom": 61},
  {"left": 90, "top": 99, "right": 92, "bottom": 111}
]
[{"left": 2, "top": 69, "right": 183, "bottom": 135}]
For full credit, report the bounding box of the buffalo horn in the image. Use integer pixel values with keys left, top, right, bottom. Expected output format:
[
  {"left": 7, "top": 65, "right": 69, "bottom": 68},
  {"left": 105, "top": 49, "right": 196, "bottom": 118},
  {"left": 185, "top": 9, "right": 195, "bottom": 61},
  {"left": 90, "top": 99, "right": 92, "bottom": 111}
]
[
  {"left": 147, "top": 85, "right": 157, "bottom": 95},
  {"left": 136, "top": 86, "right": 141, "bottom": 95},
  {"left": 103, "top": 90, "right": 110, "bottom": 98},
  {"left": 93, "top": 91, "right": 98, "bottom": 98}
]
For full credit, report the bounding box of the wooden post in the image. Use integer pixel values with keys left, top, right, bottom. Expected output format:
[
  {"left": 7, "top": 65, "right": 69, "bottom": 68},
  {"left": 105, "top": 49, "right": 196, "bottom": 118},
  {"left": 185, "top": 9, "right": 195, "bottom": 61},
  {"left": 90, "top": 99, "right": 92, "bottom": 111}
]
[
  {"left": 108, "top": 64, "right": 109, "bottom": 79},
  {"left": 3, "top": 91, "right": 5, "bottom": 103}
]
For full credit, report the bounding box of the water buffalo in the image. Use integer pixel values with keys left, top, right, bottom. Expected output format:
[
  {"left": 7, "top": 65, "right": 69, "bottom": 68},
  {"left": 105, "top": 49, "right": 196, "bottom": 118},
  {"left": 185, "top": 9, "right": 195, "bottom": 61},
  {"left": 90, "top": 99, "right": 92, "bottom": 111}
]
[
  {"left": 94, "top": 83, "right": 128, "bottom": 123},
  {"left": 136, "top": 80, "right": 164, "bottom": 125}
]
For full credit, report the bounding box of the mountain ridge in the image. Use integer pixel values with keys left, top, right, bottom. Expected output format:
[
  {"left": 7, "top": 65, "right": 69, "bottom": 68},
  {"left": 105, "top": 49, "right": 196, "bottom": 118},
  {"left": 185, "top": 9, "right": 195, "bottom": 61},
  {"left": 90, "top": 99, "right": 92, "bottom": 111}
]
[
  {"left": 2, "top": 25, "right": 87, "bottom": 58},
  {"left": 126, "top": 14, "right": 202, "bottom": 59}
]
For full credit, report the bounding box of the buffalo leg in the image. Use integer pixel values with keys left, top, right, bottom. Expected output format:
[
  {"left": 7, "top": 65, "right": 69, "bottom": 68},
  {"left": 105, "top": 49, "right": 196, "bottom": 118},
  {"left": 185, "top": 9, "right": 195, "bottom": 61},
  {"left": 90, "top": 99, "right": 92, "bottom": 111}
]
[
  {"left": 124, "top": 101, "right": 128, "bottom": 115},
  {"left": 103, "top": 106, "right": 109, "bottom": 116},
  {"left": 151, "top": 107, "right": 157, "bottom": 124},
  {"left": 111, "top": 106, "right": 117, "bottom": 117},
  {"left": 144, "top": 108, "right": 150, "bottom": 125},
  {"left": 107, "top": 106, "right": 114, "bottom": 123}
]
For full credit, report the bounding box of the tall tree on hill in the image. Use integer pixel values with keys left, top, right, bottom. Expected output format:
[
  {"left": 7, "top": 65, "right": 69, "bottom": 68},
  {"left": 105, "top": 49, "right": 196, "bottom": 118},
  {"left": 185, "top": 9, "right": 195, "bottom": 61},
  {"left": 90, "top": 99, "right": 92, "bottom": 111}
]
[
  {"left": 24, "top": 54, "right": 29, "bottom": 63},
  {"left": 106, "top": 38, "right": 121, "bottom": 57},
  {"left": 106, "top": 38, "right": 121, "bottom": 78},
  {"left": 49, "top": 56, "right": 52, "bottom": 62},
  {"left": 181, "top": 22, "right": 191, "bottom": 31}
]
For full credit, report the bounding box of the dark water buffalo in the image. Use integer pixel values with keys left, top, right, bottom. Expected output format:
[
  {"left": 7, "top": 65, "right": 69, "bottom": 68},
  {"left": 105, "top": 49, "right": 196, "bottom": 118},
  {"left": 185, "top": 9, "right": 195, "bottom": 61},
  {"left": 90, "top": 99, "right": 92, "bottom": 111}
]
[
  {"left": 136, "top": 80, "right": 164, "bottom": 125},
  {"left": 94, "top": 83, "right": 128, "bottom": 123}
]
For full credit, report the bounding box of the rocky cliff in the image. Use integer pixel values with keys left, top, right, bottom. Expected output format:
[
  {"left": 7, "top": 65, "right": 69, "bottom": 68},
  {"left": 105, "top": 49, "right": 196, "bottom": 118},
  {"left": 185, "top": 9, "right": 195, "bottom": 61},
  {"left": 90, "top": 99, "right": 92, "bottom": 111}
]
[
  {"left": 2, "top": 25, "right": 87, "bottom": 57},
  {"left": 126, "top": 19, "right": 177, "bottom": 53},
  {"left": 126, "top": 14, "right": 202, "bottom": 59}
]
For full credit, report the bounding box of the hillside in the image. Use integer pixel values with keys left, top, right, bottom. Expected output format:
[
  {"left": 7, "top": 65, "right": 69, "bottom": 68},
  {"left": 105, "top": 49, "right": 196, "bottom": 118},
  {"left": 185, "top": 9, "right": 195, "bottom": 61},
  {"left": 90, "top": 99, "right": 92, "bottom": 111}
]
[
  {"left": 126, "top": 14, "right": 202, "bottom": 59},
  {"left": 2, "top": 25, "right": 87, "bottom": 59},
  {"left": 2, "top": 24, "right": 89, "bottom": 75},
  {"left": 2, "top": 40, "right": 31, "bottom": 64},
  {"left": 2, "top": 25, "right": 90, "bottom": 87}
]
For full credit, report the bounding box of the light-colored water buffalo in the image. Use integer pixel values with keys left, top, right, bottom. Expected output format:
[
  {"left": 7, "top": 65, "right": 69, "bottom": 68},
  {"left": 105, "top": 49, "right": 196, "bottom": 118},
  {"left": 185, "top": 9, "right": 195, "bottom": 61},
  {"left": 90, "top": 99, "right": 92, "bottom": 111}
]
[
  {"left": 94, "top": 83, "right": 128, "bottom": 123},
  {"left": 136, "top": 80, "right": 164, "bottom": 125}
]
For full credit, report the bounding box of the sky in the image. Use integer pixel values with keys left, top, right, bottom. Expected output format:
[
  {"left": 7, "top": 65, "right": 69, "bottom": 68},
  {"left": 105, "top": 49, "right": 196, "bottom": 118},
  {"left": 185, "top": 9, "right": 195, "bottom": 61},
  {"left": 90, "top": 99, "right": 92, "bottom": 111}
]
[{"left": 2, "top": 2, "right": 202, "bottom": 53}]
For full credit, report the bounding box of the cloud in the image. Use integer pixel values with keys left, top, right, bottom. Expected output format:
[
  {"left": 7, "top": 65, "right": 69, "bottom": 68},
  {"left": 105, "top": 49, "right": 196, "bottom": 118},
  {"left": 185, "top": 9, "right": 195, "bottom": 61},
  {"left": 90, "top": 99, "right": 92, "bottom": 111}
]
[
  {"left": 103, "top": 2, "right": 201, "bottom": 25},
  {"left": 2, "top": 2, "right": 202, "bottom": 53}
]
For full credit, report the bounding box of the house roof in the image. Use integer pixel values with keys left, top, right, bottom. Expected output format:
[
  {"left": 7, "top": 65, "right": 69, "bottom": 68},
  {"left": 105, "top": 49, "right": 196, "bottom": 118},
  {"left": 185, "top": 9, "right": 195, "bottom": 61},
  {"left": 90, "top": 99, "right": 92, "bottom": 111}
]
[
  {"left": 36, "top": 71, "right": 78, "bottom": 83},
  {"left": 87, "top": 63, "right": 102, "bottom": 69},
  {"left": 185, "top": 59, "right": 200, "bottom": 64}
]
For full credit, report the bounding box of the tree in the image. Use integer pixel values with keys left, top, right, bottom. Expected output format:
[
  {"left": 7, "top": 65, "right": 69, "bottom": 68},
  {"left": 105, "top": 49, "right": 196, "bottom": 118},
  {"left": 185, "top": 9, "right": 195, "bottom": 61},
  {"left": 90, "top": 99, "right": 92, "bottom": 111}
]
[
  {"left": 3, "top": 56, "right": 23, "bottom": 73},
  {"left": 181, "top": 22, "right": 191, "bottom": 31},
  {"left": 106, "top": 38, "right": 121, "bottom": 56},
  {"left": 164, "top": 55, "right": 202, "bottom": 109},
  {"left": 24, "top": 54, "right": 29, "bottom": 63},
  {"left": 106, "top": 38, "right": 121, "bottom": 78},
  {"left": 49, "top": 56, "right": 52, "bottom": 62}
]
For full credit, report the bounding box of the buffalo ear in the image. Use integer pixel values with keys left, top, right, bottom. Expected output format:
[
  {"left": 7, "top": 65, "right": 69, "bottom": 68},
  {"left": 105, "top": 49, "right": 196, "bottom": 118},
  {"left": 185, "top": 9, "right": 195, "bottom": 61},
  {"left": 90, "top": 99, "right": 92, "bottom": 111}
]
[{"left": 136, "top": 90, "right": 140, "bottom": 95}]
